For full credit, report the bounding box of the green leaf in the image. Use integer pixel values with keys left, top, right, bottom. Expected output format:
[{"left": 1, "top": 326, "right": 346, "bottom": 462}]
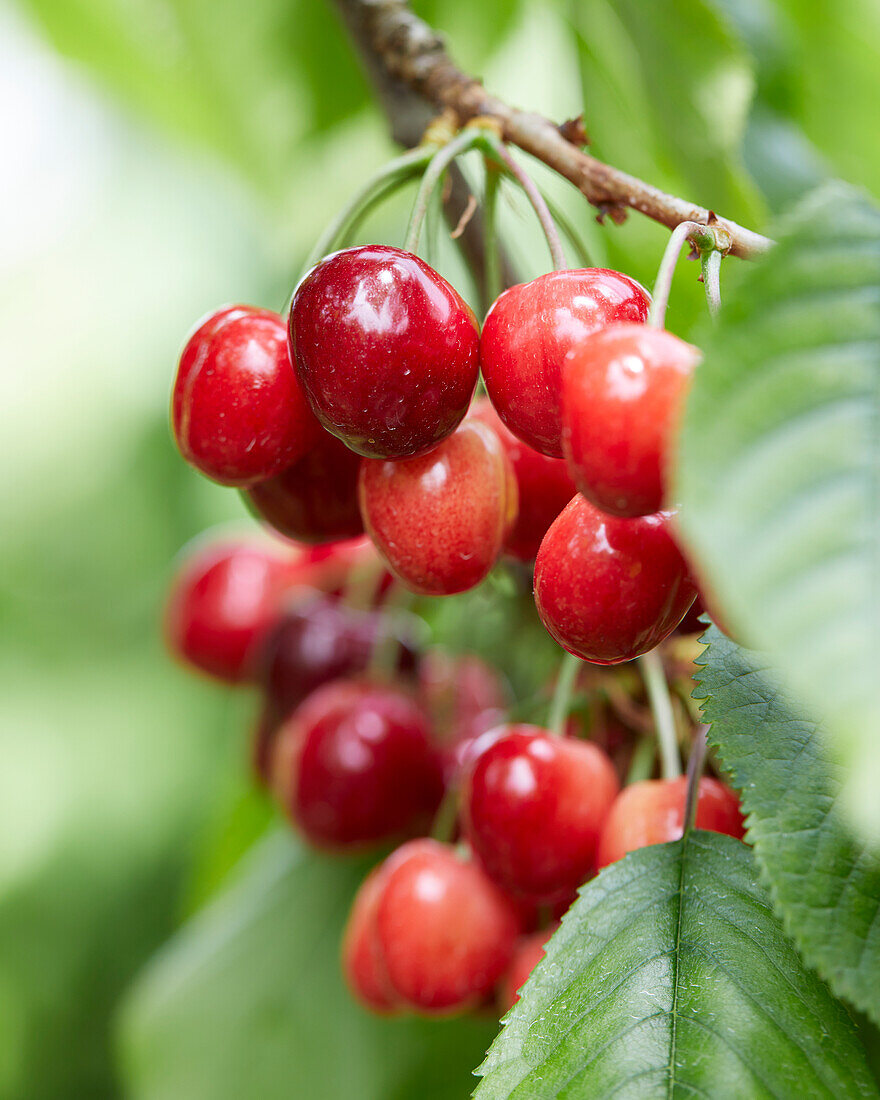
[
  {"left": 118, "top": 832, "right": 496, "bottom": 1100},
  {"left": 475, "top": 831, "right": 876, "bottom": 1099},
  {"left": 674, "top": 182, "right": 880, "bottom": 834},
  {"left": 694, "top": 626, "right": 880, "bottom": 1028}
]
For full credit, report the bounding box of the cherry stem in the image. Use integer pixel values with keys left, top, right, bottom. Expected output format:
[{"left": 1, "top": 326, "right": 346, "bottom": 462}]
[
  {"left": 430, "top": 782, "right": 461, "bottom": 843},
  {"left": 484, "top": 135, "right": 568, "bottom": 271},
  {"left": 404, "top": 129, "right": 483, "bottom": 254},
  {"left": 682, "top": 724, "right": 709, "bottom": 835},
  {"left": 701, "top": 247, "right": 723, "bottom": 318},
  {"left": 548, "top": 651, "right": 581, "bottom": 736},
  {"left": 482, "top": 157, "right": 502, "bottom": 309},
  {"left": 638, "top": 649, "right": 682, "bottom": 780},
  {"left": 648, "top": 220, "right": 730, "bottom": 329},
  {"left": 625, "top": 735, "right": 657, "bottom": 786},
  {"left": 300, "top": 144, "right": 436, "bottom": 283}
]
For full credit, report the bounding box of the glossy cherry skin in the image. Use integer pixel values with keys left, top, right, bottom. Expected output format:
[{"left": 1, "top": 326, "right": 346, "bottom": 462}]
[
  {"left": 469, "top": 398, "right": 576, "bottom": 561},
  {"left": 534, "top": 497, "right": 697, "bottom": 665},
  {"left": 597, "top": 777, "right": 745, "bottom": 868},
  {"left": 289, "top": 246, "right": 480, "bottom": 458},
  {"left": 480, "top": 269, "right": 651, "bottom": 458},
  {"left": 172, "top": 305, "right": 319, "bottom": 486},
  {"left": 499, "top": 925, "right": 558, "bottom": 1012},
  {"left": 164, "top": 538, "right": 299, "bottom": 683},
  {"left": 375, "top": 839, "right": 521, "bottom": 1013},
  {"left": 256, "top": 593, "right": 420, "bottom": 722},
  {"left": 462, "top": 725, "right": 619, "bottom": 902},
  {"left": 341, "top": 866, "right": 399, "bottom": 1014},
  {"left": 359, "top": 419, "right": 517, "bottom": 596},
  {"left": 272, "top": 679, "right": 442, "bottom": 849},
  {"left": 245, "top": 427, "right": 363, "bottom": 544},
  {"left": 562, "top": 323, "right": 700, "bottom": 517}
]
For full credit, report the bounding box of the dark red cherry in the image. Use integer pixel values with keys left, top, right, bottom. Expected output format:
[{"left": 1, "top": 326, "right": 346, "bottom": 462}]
[
  {"left": 172, "top": 305, "right": 319, "bottom": 486},
  {"left": 480, "top": 269, "right": 651, "bottom": 458},
  {"left": 256, "top": 593, "right": 420, "bottom": 722},
  {"left": 499, "top": 924, "right": 558, "bottom": 1012},
  {"left": 677, "top": 596, "right": 708, "bottom": 636},
  {"left": 164, "top": 538, "right": 298, "bottom": 683},
  {"left": 342, "top": 866, "right": 399, "bottom": 1014},
  {"left": 534, "top": 497, "right": 697, "bottom": 665},
  {"left": 245, "top": 427, "right": 363, "bottom": 544},
  {"left": 359, "top": 419, "right": 517, "bottom": 596},
  {"left": 469, "top": 398, "right": 576, "bottom": 561},
  {"left": 272, "top": 679, "right": 442, "bottom": 848},
  {"left": 289, "top": 246, "right": 480, "bottom": 458},
  {"left": 562, "top": 323, "right": 700, "bottom": 517},
  {"left": 596, "top": 777, "right": 745, "bottom": 868},
  {"left": 375, "top": 839, "right": 521, "bottom": 1013},
  {"left": 462, "top": 725, "right": 619, "bottom": 902}
]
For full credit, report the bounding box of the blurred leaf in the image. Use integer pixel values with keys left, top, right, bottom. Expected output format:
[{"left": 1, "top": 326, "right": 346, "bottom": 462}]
[
  {"left": 119, "top": 832, "right": 496, "bottom": 1100},
  {"left": 696, "top": 626, "right": 880, "bottom": 1027},
  {"left": 675, "top": 183, "right": 880, "bottom": 835},
  {"left": 476, "top": 831, "right": 876, "bottom": 1098}
]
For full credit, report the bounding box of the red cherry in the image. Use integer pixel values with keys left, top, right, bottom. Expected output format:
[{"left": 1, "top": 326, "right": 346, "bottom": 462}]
[
  {"left": 596, "top": 777, "right": 745, "bottom": 869},
  {"left": 272, "top": 680, "right": 442, "bottom": 849},
  {"left": 164, "top": 538, "right": 297, "bottom": 683},
  {"left": 256, "top": 593, "right": 420, "bottom": 722},
  {"left": 562, "top": 323, "right": 700, "bottom": 517},
  {"left": 341, "top": 866, "right": 399, "bottom": 1014},
  {"left": 375, "top": 839, "right": 521, "bottom": 1013},
  {"left": 534, "top": 497, "right": 697, "bottom": 665},
  {"left": 677, "top": 596, "right": 708, "bottom": 636},
  {"left": 462, "top": 725, "right": 619, "bottom": 902},
  {"left": 480, "top": 269, "right": 651, "bottom": 458},
  {"left": 499, "top": 925, "right": 558, "bottom": 1012},
  {"left": 172, "top": 305, "right": 319, "bottom": 486},
  {"left": 359, "top": 419, "right": 517, "bottom": 596},
  {"left": 245, "top": 427, "right": 363, "bottom": 544},
  {"left": 289, "top": 246, "right": 480, "bottom": 458},
  {"left": 469, "top": 398, "right": 576, "bottom": 561},
  {"left": 292, "top": 536, "right": 393, "bottom": 602}
]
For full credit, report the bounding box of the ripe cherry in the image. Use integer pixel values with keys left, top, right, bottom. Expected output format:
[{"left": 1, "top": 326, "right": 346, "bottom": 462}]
[
  {"left": 480, "top": 269, "right": 651, "bottom": 458},
  {"left": 533, "top": 497, "right": 697, "bottom": 664},
  {"left": 499, "top": 925, "right": 558, "bottom": 1012},
  {"left": 245, "top": 427, "right": 363, "bottom": 544},
  {"left": 375, "top": 839, "right": 521, "bottom": 1013},
  {"left": 359, "top": 419, "right": 517, "bottom": 596},
  {"left": 562, "top": 323, "right": 700, "bottom": 517},
  {"left": 289, "top": 246, "right": 480, "bottom": 458},
  {"left": 172, "top": 305, "right": 319, "bottom": 486},
  {"left": 341, "top": 865, "right": 399, "bottom": 1014},
  {"left": 164, "top": 537, "right": 297, "bottom": 683},
  {"left": 596, "top": 776, "right": 745, "bottom": 869},
  {"left": 272, "top": 679, "right": 442, "bottom": 848},
  {"left": 462, "top": 725, "right": 619, "bottom": 902},
  {"left": 257, "top": 592, "right": 420, "bottom": 722},
  {"left": 469, "top": 398, "right": 576, "bottom": 561}
]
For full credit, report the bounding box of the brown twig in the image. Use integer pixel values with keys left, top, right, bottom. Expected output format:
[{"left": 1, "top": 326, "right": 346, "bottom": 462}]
[{"left": 331, "top": 0, "right": 773, "bottom": 260}]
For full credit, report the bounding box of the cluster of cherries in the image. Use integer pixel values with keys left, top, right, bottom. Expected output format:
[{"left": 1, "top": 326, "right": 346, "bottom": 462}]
[{"left": 167, "top": 242, "right": 740, "bottom": 1015}]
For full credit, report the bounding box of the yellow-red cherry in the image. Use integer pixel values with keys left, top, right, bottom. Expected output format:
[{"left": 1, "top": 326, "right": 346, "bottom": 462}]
[{"left": 533, "top": 497, "right": 697, "bottom": 665}]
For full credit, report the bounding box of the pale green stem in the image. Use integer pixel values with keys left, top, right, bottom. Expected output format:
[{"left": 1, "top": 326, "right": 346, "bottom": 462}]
[
  {"left": 682, "top": 724, "right": 709, "bottom": 835},
  {"left": 403, "top": 129, "right": 483, "bottom": 254},
  {"left": 639, "top": 649, "right": 682, "bottom": 779},
  {"left": 548, "top": 651, "right": 582, "bottom": 736}
]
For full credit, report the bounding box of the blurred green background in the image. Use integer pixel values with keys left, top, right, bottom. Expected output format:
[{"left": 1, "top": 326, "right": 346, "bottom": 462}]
[{"left": 1, "top": 0, "right": 877, "bottom": 1096}]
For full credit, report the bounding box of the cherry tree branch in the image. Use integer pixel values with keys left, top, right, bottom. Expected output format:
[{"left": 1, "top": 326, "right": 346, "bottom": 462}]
[{"left": 332, "top": 0, "right": 773, "bottom": 260}]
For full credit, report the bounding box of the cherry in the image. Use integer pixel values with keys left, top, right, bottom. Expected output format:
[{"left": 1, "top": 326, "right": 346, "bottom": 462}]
[
  {"left": 272, "top": 679, "right": 442, "bottom": 848},
  {"left": 342, "top": 865, "right": 399, "bottom": 1014},
  {"left": 164, "top": 537, "right": 298, "bottom": 683},
  {"left": 596, "top": 776, "right": 745, "bottom": 869},
  {"left": 256, "top": 593, "right": 420, "bottom": 722},
  {"left": 289, "top": 246, "right": 480, "bottom": 458},
  {"left": 469, "top": 398, "right": 576, "bottom": 562},
  {"left": 462, "top": 725, "right": 619, "bottom": 902},
  {"left": 245, "top": 427, "right": 363, "bottom": 544},
  {"left": 374, "top": 839, "right": 521, "bottom": 1013},
  {"left": 499, "top": 925, "right": 558, "bottom": 1013},
  {"left": 359, "top": 419, "right": 517, "bottom": 596},
  {"left": 677, "top": 595, "right": 708, "bottom": 636},
  {"left": 172, "top": 305, "right": 319, "bottom": 486},
  {"left": 562, "top": 323, "right": 700, "bottom": 517},
  {"left": 534, "top": 496, "right": 697, "bottom": 664},
  {"left": 480, "top": 269, "right": 651, "bottom": 458}
]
